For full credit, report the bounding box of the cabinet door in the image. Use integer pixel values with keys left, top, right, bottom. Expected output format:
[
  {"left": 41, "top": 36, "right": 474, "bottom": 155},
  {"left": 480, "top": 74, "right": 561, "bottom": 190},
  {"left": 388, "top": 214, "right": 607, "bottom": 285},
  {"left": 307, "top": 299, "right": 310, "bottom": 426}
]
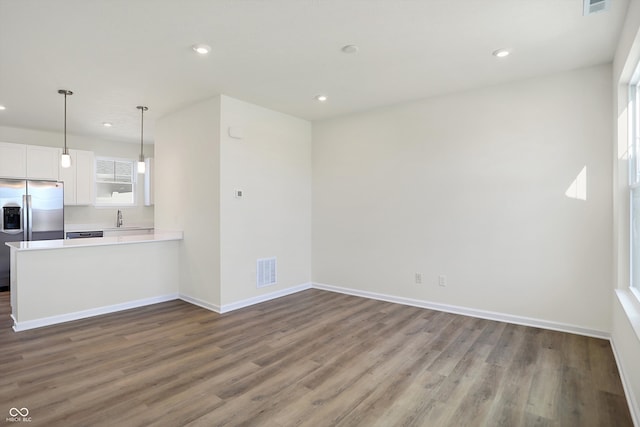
[
  {"left": 0, "top": 142, "right": 27, "bottom": 178},
  {"left": 75, "top": 150, "right": 94, "bottom": 205},
  {"left": 144, "top": 157, "right": 154, "bottom": 206},
  {"left": 59, "top": 149, "right": 95, "bottom": 206},
  {"left": 26, "top": 146, "right": 60, "bottom": 180},
  {"left": 58, "top": 151, "right": 76, "bottom": 205}
]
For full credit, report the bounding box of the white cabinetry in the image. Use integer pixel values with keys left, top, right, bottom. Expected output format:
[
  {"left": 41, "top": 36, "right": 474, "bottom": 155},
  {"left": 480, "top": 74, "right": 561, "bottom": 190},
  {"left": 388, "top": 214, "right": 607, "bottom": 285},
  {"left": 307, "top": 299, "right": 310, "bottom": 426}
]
[
  {"left": 59, "top": 149, "right": 95, "bottom": 205},
  {"left": 144, "top": 157, "right": 154, "bottom": 206},
  {"left": 0, "top": 142, "right": 27, "bottom": 178},
  {"left": 0, "top": 142, "right": 61, "bottom": 180},
  {"left": 26, "top": 145, "right": 61, "bottom": 180}
]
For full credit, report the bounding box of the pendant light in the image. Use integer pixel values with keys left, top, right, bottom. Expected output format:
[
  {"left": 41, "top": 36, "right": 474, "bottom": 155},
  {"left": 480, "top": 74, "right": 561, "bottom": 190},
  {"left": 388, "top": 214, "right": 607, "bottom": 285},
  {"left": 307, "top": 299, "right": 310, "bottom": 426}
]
[
  {"left": 58, "top": 89, "right": 73, "bottom": 168},
  {"left": 136, "top": 105, "right": 148, "bottom": 174}
]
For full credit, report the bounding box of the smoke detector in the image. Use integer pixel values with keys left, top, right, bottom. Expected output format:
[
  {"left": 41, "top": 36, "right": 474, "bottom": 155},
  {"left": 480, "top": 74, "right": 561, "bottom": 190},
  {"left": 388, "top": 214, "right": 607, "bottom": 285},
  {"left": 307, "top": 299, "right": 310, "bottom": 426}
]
[{"left": 583, "top": 0, "right": 610, "bottom": 15}]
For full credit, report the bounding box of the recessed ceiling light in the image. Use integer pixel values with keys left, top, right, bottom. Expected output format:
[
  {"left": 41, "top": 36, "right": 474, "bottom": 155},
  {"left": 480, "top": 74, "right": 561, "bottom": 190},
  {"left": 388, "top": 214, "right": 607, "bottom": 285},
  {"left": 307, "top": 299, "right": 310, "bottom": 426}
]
[
  {"left": 192, "top": 44, "right": 211, "bottom": 55},
  {"left": 315, "top": 94, "right": 328, "bottom": 102},
  {"left": 0, "top": 105, "right": 6, "bottom": 111},
  {"left": 492, "top": 48, "right": 510, "bottom": 58},
  {"left": 102, "top": 122, "right": 113, "bottom": 128},
  {"left": 341, "top": 44, "right": 359, "bottom": 54}
]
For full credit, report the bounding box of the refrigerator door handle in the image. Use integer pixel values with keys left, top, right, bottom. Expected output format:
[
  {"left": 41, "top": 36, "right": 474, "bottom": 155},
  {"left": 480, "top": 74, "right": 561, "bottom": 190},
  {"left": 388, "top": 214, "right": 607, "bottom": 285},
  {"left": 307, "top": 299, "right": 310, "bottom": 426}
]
[
  {"left": 26, "top": 195, "right": 32, "bottom": 241},
  {"left": 22, "top": 195, "right": 28, "bottom": 241}
]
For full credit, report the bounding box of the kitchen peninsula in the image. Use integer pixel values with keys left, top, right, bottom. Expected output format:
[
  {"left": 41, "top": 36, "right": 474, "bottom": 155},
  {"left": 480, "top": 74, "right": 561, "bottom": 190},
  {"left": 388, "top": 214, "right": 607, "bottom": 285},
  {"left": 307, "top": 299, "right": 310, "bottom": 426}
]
[{"left": 6, "top": 231, "right": 182, "bottom": 331}]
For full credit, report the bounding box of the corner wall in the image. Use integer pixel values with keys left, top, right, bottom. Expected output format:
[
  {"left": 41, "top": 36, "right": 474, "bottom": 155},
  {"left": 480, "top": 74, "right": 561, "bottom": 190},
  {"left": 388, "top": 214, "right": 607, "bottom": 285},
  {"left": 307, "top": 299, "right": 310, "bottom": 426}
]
[
  {"left": 219, "top": 95, "right": 312, "bottom": 307},
  {"left": 312, "top": 64, "right": 613, "bottom": 334},
  {"left": 154, "top": 97, "right": 222, "bottom": 308},
  {"left": 154, "top": 95, "right": 312, "bottom": 310}
]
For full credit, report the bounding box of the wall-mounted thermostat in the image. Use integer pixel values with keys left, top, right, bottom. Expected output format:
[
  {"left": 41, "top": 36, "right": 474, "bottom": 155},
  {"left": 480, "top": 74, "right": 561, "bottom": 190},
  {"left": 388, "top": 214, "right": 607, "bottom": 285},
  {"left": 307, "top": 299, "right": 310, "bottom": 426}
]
[{"left": 235, "top": 189, "right": 243, "bottom": 198}]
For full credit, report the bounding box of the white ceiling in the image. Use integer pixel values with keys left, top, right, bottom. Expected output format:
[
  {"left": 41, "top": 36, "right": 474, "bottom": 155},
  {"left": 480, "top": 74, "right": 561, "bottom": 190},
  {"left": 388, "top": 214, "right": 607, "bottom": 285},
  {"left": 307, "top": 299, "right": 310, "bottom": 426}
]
[{"left": 0, "top": 0, "right": 630, "bottom": 143}]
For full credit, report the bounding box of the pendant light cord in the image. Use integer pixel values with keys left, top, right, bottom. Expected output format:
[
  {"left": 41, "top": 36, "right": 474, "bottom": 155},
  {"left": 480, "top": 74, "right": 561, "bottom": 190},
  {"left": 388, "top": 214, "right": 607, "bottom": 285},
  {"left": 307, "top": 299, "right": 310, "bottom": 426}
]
[
  {"left": 137, "top": 106, "right": 148, "bottom": 159},
  {"left": 63, "top": 93, "right": 67, "bottom": 153},
  {"left": 140, "top": 107, "right": 144, "bottom": 157},
  {"left": 58, "top": 89, "right": 73, "bottom": 155}
]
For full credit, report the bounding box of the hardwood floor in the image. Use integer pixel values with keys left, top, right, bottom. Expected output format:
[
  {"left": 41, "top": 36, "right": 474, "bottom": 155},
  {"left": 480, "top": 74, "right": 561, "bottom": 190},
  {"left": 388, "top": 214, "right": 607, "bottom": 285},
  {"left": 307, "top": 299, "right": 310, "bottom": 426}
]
[{"left": 0, "top": 289, "right": 632, "bottom": 426}]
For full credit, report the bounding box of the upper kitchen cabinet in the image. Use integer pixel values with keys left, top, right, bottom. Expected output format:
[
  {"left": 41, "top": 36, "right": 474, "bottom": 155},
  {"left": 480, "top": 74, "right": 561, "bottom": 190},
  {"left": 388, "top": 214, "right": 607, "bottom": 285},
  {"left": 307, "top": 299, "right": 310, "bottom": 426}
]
[
  {"left": 59, "top": 149, "right": 95, "bottom": 205},
  {"left": 26, "top": 145, "right": 61, "bottom": 180},
  {"left": 144, "top": 157, "right": 154, "bottom": 206},
  {"left": 0, "top": 142, "right": 60, "bottom": 180},
  {"left": 0, "top": 142, "right": 27, "bottom": 178}
]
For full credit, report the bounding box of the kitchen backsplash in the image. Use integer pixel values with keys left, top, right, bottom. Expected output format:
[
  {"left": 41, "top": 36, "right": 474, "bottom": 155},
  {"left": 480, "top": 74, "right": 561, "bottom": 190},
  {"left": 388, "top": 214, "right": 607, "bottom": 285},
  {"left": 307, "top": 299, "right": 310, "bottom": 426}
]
[{"left": 65, "top": 205, "right": 154, "bottom": 229}]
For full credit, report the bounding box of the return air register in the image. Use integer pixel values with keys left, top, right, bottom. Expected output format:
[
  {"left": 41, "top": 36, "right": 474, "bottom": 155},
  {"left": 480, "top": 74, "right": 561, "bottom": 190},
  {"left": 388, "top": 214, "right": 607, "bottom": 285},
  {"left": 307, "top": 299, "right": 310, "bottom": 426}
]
[
  {"left": 257, "top": 257, "right": 277, "bottom": 288},
  {"left": 583, "top": 0, "right": 609, "bottom": 15}
]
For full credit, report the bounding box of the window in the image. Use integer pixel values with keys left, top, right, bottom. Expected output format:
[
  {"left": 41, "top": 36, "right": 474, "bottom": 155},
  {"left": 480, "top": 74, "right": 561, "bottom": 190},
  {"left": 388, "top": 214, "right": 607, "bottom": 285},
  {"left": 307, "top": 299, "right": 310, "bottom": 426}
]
[
  {"left": 94, "top": 157, "right": 136, "bottom": 206},
  {"left": 630, "top": 69, "right": 640, "bottom": 294}
]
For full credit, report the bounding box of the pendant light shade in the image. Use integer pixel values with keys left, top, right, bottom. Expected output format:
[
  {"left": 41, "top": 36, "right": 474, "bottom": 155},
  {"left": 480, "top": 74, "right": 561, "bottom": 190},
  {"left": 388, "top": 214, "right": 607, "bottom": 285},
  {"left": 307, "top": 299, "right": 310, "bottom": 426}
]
[
  {"left": 61, "top": 152, "right": 71, "bottom": 169},
  {"left": 137, "top": 106, "right": 148, "bottom": 174},
  {"left": 58, "top": 89, "right": 73, "bottom": 168}
]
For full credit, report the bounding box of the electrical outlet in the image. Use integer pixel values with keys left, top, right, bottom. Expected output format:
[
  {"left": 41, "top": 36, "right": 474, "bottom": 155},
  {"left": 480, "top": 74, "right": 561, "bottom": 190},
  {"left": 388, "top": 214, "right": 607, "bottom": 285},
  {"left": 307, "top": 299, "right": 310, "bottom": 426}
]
[
  {"left": 438, "top": 274, "right": 447, "bottom": 287},
  {"left": 415, "top": 273, "right": 423, "bottom": 284}
]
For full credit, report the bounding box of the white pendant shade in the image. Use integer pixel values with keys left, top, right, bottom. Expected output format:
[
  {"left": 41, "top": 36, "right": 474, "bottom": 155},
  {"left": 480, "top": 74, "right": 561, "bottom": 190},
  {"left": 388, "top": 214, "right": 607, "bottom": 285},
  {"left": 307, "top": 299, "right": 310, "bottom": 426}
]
[
  {"left": 61, "top": 152, "right": 71, "bottom": 168},
  {"left": 137, "top": 105, "right": 148, "bottom": 174}
]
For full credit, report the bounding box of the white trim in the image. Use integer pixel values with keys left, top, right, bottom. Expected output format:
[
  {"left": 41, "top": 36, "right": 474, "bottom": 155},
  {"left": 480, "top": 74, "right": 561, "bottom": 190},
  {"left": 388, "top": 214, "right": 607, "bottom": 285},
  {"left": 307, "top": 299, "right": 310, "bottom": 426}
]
[
  {"left": 220, "top": 282, "right": 312, "bottom": 313},
  {"left": 179, "top": 293, "right": 221, "bottom": 313},
  {"left": 312, "top": 282, "right": 610, "bottom": 339},
  {"left": 613, "top": 289, "right": 640, "bottom": 426},
  {"left": 610, "top": 336, "right": 640, "bottom": 427},
  {"left": 12, "top": 293, "right": 179, "bottom": 332},
  {"left": 631, "top": 285, "right": 640, "bottom": 308},
  {"left": 617, "top": 288, "right": 640, "bottom": 342}
]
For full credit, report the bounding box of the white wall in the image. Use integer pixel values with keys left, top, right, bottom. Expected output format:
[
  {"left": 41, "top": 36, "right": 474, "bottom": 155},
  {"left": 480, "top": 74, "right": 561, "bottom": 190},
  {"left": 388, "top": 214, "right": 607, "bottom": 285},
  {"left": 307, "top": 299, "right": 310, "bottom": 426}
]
[
  {"left": 0, "top": 125, "right": 154, "bottom": 227},
  {"left": 312, "top": 64, "right": 613, "bottom": 333},
  {"left": 612, "top": 0, "right": 640, "bottom": 422},
  {"left": 219, "top": 95, "right": 312, "bottom": 306},
  {"left": 154, "top": 97, "right": 222, "bottom": 308},
  {"left": 154, "top": 95, "right": 311, "bottom": 309}
]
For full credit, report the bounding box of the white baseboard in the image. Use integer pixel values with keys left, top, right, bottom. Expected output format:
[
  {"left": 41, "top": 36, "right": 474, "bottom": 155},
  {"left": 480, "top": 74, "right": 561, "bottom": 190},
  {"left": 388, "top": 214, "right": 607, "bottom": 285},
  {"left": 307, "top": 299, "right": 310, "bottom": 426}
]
[
  {"left": 220, "top": 282, "right": 312, "bottom": 313},
  {"left": 178, "top": 283, "right": 312, "bottom": 315},
  {"left": 312, "top": 282, "right": 610, "bottom": 339},
  {"left": 179, "top": 293, "right": 221, "bottom": 313},
  {"left": 12, "top": 293, "right": 179, "bottom": 332},
  {"left": 610, "top": 337, "right": 640, "bottom": 427}
]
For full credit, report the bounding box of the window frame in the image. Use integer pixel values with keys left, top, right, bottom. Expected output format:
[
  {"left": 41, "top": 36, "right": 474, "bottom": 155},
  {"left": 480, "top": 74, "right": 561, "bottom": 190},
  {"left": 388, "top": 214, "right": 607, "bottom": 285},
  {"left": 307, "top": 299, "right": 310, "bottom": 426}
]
[
  {"left": 93, "top": 156, "right": 137, "bottom": 207},
  {"left": 629, "top": 61, "right": 640, "bottom": 299}
]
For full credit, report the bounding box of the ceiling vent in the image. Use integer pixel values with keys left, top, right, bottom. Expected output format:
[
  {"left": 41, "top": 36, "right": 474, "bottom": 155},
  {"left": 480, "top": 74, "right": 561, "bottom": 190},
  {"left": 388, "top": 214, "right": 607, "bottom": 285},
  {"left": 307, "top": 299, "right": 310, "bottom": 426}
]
[{"left": 583, "top": 0, "right": 610, "bottom": 15}]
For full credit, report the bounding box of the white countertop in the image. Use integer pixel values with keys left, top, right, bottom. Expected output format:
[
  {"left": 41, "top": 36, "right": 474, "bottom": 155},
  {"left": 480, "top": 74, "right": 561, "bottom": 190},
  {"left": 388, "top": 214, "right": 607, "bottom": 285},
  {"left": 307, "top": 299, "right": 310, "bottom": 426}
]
[
  {"left": 5, "top": 230, "right": 183, "bottom": 251},
  {"left": 65, "top": 223, "right": 154, "bottom": 232}
]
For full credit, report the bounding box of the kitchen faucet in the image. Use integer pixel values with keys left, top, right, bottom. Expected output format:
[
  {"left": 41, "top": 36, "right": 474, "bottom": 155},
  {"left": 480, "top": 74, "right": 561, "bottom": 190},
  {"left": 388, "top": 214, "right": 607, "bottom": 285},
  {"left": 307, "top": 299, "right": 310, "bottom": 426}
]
[{"left": 116, "top": 210, "right": 123, "bottom": 228}]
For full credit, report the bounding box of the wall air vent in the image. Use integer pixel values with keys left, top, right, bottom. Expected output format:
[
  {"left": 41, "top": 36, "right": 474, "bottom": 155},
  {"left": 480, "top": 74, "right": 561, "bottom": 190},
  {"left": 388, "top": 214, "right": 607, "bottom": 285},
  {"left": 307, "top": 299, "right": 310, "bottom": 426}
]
[
  {"left": 583, "top": 0, "right": 610, "bottom": 15},
  {"left": 257, "top": 257, "right": 277, "bottom": 288}
]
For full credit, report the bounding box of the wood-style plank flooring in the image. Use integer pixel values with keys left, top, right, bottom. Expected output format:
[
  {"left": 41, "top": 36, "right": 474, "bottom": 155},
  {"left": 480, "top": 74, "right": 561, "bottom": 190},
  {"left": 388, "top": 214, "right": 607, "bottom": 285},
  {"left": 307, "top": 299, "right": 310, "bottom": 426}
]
[{"left": 0, "top": 289, "right": 632, "bottom": 426}]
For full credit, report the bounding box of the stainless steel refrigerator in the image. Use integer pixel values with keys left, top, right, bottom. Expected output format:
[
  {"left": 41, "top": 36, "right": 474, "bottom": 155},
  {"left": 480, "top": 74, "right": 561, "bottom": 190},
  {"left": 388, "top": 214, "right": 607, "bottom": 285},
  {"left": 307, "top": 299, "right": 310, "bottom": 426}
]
[{"left": 0, "top": 179, "right": 64, "bottom": 290}]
